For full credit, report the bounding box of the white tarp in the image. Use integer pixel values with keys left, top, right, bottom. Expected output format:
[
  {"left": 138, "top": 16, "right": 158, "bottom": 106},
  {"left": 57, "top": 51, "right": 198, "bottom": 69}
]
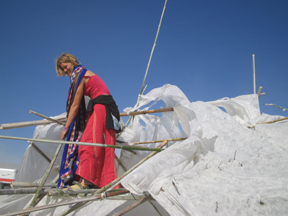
[{"left": 1, "top": 84, "right": 288, "bottom": 215}]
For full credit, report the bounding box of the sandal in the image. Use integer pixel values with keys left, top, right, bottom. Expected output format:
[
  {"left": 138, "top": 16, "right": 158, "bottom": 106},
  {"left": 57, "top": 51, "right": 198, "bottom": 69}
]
[{"left": 62, "top": 182, "right": 89, "bottom": 191}]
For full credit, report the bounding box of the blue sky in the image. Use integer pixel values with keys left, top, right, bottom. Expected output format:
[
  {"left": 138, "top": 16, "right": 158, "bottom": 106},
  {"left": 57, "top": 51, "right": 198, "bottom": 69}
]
[{"left": 0, "top": 0, "right": 287, "bottom": 166}]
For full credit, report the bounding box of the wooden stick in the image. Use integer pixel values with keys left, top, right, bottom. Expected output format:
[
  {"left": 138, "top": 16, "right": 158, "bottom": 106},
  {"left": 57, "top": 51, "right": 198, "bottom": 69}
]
[
  {"left": 97, "top": 140, "right": 167, "bottom": 193},
  {"left": 0, "top": 118, "right": 66, "bottom": 130},
  {"left": 29, "top": 110, "right": 65, "bottom": 125},
  {"left": 258, "top": 116, "right": 288, "bottom": 124},
  {"left": 30, "top": 142, "right": 52, "bottom": 163},
  {"left": 0, "top": 187, "right": 49, "bottom": 195},
  {"left": 3, "top": 189, "right": 130, "bottom": 216},
  {"left": 48, "top": 188, "right": 127, "bottom": 196},
  {"left": 59, "top": 140, "right": 169, "bottom": 216},
  {"left": 132, "top": 137, "right": 187, "bottom": 145},
  {"left": 27, "top": 142, "right": 63, "bottom": 210},
  {"left": 265, "top": 103, "right": 288, "bottom": 111},
  {"left": 248, "top": 116, "right": 288, "bottom": 128},
  {"left": 115, "top": 154, "right": 127, "bottom": 172},
  {"left": 139, "top": 0, "right": 167, "bottom": 95},
  {"left": 112, "top": 194, "right": 153, "bottom": 216},
  {"left": 120, "top": 108, "right": 173, "bottom": 117},
  {"left": 10, "top": 182, "right": 57, "bottom": 188},
  {"left": 0, "top": 187, "right": 125, "bottom": 196},
  {"left": 114, "top": 154, "right": 160, "bottom": 215},
  {"left": 0, "top": 135, "right": 162, "bottom": 152},
  {"left": 1, "top": 107, "right": 173, "bottom": 130}
]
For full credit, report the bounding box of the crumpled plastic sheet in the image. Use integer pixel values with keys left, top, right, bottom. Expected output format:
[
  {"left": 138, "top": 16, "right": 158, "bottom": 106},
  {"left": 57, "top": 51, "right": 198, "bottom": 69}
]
[
  {"left": 1, "top": 84, "right": 288, "bottom": 216},
  {"left": 119, "top": 84, "right": 288, "bottom": 215}
]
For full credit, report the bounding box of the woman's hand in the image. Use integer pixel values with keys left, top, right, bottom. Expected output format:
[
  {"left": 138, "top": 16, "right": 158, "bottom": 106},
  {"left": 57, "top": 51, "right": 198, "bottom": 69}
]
[{"left": 60, "top": 129, "right": 68, "bottom": 140}]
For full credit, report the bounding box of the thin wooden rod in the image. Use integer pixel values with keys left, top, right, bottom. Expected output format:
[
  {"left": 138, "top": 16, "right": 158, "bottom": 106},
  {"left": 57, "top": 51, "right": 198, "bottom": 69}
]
[
  {"left": 59, "top": 140, "right": 169, "bottom": 216},
  {"left": 252, "top": 54, "right": 256, "bottom": 94},
  {"left": 11, "top": 182, "right": 57, "bottom": 188},
  {"left": 248, "top": 116, "right": 288, "bottom": 129},
  {"left": 29, "top": 110, "right": 65, "bottom": 125},
  {"left": 115, "top": 154, "right": 127, "bottom": 172},
  {"left": 28, "top": 142, "right": 63, "bottom": 209},
  {"left": 0, "top": 135, "right": 162, "bottom": 152},
  {"left": 0, "top": 187, "right": 49, "bottom": 195},
  {"left": 114, "top": 154, "right": 161, "bottom": 215},
  {"left": 2, "top": 189, "right": 130, "bottom": 216},
  {"left": 1, "top": 107, "right": 173, "bottom": 130},
  {"left": 112, "top": 194, "right": 153, "bottom": 216},
  {"left": 0, "top": 118, "right": 66, "bottom": 130},
  {"left": 48, "top": 188, "right": 128, "bottom": 196},
  {"left": 30, "top": 142, "right": 51, "bottom": 163},
  {"left": 139, "top": 0, "right": 167, "bottom": 95},
  {"left": 120, "top": 108, "right": 173, "bottom": 117},
  {"left": 132, "top": 137, "right": 187, "bottom": 145},
  {"left": 257, "top": 116, "right": 288, "bottom": 125}
]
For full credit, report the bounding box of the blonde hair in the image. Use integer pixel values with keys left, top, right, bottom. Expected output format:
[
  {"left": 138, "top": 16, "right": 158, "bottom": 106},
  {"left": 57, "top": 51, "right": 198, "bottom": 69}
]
[{"left": 56, "top": 53, "right": 80, "bottom": 76}]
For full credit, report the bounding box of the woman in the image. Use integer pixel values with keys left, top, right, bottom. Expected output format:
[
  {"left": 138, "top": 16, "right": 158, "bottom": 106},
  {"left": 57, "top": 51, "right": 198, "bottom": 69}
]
[{"left": 56, "top": 53, "right": 120, "bottom": 189}]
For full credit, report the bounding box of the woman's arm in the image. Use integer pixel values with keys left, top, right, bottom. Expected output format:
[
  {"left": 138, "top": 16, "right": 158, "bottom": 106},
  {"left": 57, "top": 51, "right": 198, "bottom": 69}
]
[{"left": 60, "top": 78, "right": 85, "bottom": 140}]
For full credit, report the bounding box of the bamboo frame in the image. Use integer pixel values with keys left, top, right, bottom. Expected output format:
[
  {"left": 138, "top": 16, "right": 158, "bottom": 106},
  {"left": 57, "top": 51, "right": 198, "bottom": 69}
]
[
  {"left": 114, "top": 154, "right": 160, "bottom": 215},
  {"left": 58, "top": 140, "right": 169, "bottom": 216},
  {"left": 3, "top": 189, "right": 130, "bottom": 216},
  {"left": 0, "top": 135, "right": 162, "bottom": 152},
  {"left": 0, "top": 108, "right": 173, "bottom": 130},
  {"left": 2, "top": 140, "right": 168, "bottom": 215},
  {"left": 112, "top": 194, "right": 153, "bottom": 216}
]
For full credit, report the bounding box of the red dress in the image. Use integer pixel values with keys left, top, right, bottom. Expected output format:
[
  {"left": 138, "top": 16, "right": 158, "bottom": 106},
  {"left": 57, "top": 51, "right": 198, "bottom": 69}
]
[{"left": 76, "top": 75, "right": 119, "bottom": 188}]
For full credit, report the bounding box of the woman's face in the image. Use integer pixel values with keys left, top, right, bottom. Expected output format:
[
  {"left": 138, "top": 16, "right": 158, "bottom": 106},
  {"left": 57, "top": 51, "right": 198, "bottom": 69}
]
[{"left": 60, "top": 62, "right": 74, "bottom": 77}]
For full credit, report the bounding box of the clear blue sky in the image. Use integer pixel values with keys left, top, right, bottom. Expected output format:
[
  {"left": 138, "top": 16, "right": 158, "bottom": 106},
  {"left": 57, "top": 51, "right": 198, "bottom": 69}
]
[{"left": 0, "top": 0, "right": 287, "bottom": 166}]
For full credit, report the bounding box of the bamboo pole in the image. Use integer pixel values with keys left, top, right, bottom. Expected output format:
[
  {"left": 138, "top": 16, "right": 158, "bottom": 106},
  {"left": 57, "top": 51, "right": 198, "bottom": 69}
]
[
  {"left": 114, "top": 153, "right": 161, "bottom": 215},
  {"left": 120, "top": 107, "right": 173, "bottom": 117},
  {"left": 247, "top": 116, "right": 288, "bottom": 129},
  {"left": 257, "top": 116, "right": 288, "bottom": 125},
  {"left": 266, "top": 103, "right": 288, "bottom": 111},
  {"left": 93, "top": 140, "right": 167, "bottom": 194},
  {"left": 139, "top": 0, "right": 167, "bottom": 95},
  {"left": 0, "top": 118, "right": 66, "bottom": 130},
  {"left": 0, "top": 187, "right": 49, "bottom": 195},
  {"left": 115, "top": 154, "right": 127, "bottom": 172},
  {"left": 0, "top": 135, "right": 162, "bottom": 152},
  {"left": 29, "top": 110, "right": 65, "bottom": 125},
  {"left": 59, "top": 140, "right": 169, "bottom": 216},
  {"left": 10, "top": 182, "right": 57, "bottom": 188},
  {"left": 1, "top": 107, "right": 173, "bottom": 130},
  {"left": 27, "top": 142, "right": 63, "bottom": 210},
  {"left": 48, "top": 188, "right": 127, "bottom": 196},
  {"left": 252, "top": 54, "right": 256, "bottom": 94},
  {"left": 112, "top": 194, "right": 153, "bottom": 216},
  {"left": 1, "top": 187, "right": 126, "bottom": 196},
  {"left": 30, "top": 142, "right": 52, "bottom": 163},
  {"left": 2, "top": 190, "right": 130, "bottom": 216},
  {"left": 132, "top": 137, "right": 187, "bottom": 145}
]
